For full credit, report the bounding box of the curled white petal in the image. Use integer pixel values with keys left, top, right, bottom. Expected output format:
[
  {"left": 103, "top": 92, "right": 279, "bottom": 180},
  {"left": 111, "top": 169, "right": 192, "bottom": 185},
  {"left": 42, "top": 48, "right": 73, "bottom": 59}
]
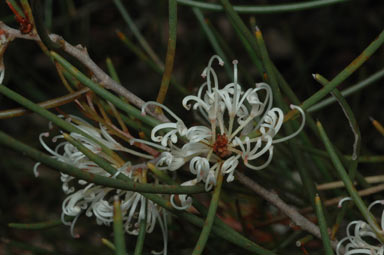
[{"left": 273, "top": 105, "right": 306, "bottom": 144}]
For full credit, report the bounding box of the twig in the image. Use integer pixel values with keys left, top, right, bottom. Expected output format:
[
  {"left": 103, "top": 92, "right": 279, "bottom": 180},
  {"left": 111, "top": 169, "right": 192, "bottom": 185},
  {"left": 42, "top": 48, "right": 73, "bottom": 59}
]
[
  {"left": 317, "top": 175, "right": 384, "bottom": 190},
  {"left": 256, "top": 183, "right": 384, "bottom": 230},
  {"left": 0, "top": 21, "right": 169, "bottom": 123},
  {"left": 0, "top": 87, "right": 89, "bottom": 119},
  {"left": 235, "top": 171, "right": 340, "bottom": 251}
]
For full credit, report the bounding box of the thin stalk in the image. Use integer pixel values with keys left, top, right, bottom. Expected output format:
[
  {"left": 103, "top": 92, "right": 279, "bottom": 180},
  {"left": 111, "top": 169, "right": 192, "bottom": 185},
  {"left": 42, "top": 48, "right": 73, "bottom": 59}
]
[
  {"left": 6, "top": 0, "right": 26, "bottom": 19},
  {"left": 192, "top": 173, "right": 224, "bottom": 255},
  {"left": 318, "top": 176, "right": 384, "bottom": 190},
  {"left": 0, "top": 88, "right": 88, "bottom": 119},
  {"left": 219, "top": 0, "right": 265, "bottom": 77},
  {"left": 134, "top": 201, "right": 147, "bottom": 255},
  {"left": 192, "top": 7, "right": 233, "bottom": 78},
  {"left": 274, "top": 230, "right": 303, "bottom": 252},
  {"left": 0, "top": 130, "right": 205, "bottom": 194},
  {"left": 308, "top": 68, "right": 384, "bottom": 112},
  {"left": 44, "top": 0, "right": 52, "bottom": 30},
  {"left": 116, "top": 31, "right": 188, "bottom": 95},
  {"left": 317, "top": 121, "right": 384, "bottom": 242},
  {"left": 50, "top": 51, "right": 160, "bottom": 127},
  {"left": 113, "top": 0, "right": 163, "bottom": 69},
  {"left": 0, "top": 132, "right": 274, "bottom": 254},
  {"left": 267, "top": 63, "right": 335, "bottom": 184},
  {"left": 4, "top": 239, "right": 55, "bottom": 255},
  {"left": 106, "top": 57, "right": 121, "bottom": 84},
  {"left": 146, "top": 164, "right": 274, "bottom": 254},
  {"left": 8, "top": 220, "right": 62, "bottom": 230},
  {"left": 177, "top": 0, "right": 349, "bottom": 14},
  {"left": 371, "top": 117, "right": 384, "bottom": 136},
  {"left": 314, "top": 74, "right": 361, "bottom": 182},
  {"left": 296, "top": 144, "right": 384, "bottom": 163},
  {"left": 254, "top": 26, "right": 284, "bottom": 109},
  {"left": 314, "top": 194, "right": 334, "bottom": 255},
  {"left": 286, "top": 29, "right": 384, "bottom": 120},
  {"left": 101, "top": 238, "right": 116, "bottom": 251},
  {"left": 156, "top": 0, "right": 177, "bottom": 104},
  {"left": 63, "top": 132, "right": 206, "bottom": 194},
  {"left": 113, "top": 197, "right": 127, "bottom": 255},
  {"left": 175, "top": 207, "right": 275, "bottom": 255},
  {"left": 0, "top": 84, "right": 120, "bottom": 160},
  {"left": 331, "top": 202, "right": 351, "bottom": 239}
]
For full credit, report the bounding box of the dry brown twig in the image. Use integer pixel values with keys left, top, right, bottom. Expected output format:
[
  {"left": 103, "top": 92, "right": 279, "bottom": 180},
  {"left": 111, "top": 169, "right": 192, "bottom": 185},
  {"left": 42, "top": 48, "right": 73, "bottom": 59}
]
[
  {"left": 236, "top": 171, "right": 340, "bottom": 251},
  {"left": 0, "top": 21, "right": 169, "bottom": 123}
]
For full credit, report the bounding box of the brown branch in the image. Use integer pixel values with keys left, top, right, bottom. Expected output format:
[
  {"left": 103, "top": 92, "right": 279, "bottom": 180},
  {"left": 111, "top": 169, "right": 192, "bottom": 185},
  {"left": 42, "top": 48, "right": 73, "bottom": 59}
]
[
  {"left": 0, "top": 21, "right": 169, "bottom": 123},
  {"left": 257, "top": 182, "right": 384, "bottom": 228},
  {"left": 0, "top": 87, "right": 89, "bottom": 119},
  {"left": 235, "top": 171, "right": 340, "bottom": 251}
]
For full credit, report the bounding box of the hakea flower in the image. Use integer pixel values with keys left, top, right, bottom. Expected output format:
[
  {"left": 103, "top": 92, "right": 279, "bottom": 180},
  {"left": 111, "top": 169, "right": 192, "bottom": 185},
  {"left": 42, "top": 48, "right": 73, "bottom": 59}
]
[
  {"left": 337, "top": 199, "right": 384, "bottom": 255},
  {"left": 36, "top": 116, "right": 168, "bottom": 254},
  {"left": 141, "top": 55, "right": 305, "bottom": 209}
]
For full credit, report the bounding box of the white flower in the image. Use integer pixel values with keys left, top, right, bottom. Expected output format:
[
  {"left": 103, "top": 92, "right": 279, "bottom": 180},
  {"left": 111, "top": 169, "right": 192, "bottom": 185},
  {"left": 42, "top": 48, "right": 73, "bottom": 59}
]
[
  {"left": 36, "top": 116, "right": 168, "bottom": 254},
  {"left": 337, "top": 200, "right": 384, "bottom": 255},
  {"left": 144, "top": 55, "right": 306, "bottom": 202}
]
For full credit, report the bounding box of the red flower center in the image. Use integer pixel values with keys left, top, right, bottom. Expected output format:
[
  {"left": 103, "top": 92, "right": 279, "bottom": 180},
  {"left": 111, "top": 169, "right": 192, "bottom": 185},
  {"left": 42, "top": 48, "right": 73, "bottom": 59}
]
[{"left": 212, "top": 134, "right": 232, "bottom": 158}]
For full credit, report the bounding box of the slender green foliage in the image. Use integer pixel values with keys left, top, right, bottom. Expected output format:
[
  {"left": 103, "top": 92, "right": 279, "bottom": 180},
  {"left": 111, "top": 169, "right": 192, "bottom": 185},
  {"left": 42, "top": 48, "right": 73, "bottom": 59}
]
[
  {"left": 177, "top": 0, "right": 349, "bottom": 14},
  {"left": 113, "top": 197, "right": 127, "bottom": 255},
  {"left": 315, "top": 194, "right": 334, "bottom": 255}
]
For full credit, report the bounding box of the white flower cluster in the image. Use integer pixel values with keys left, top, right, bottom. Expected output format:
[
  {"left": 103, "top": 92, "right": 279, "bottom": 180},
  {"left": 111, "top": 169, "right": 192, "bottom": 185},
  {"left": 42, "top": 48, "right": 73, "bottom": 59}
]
[
  {"left": 36, "top": 116, "right": 167, "bottom": 254},
  {"left": 142, "top": 55, "right": 305, "bottom": 209},
  {"left": 337, "top": 199, "right": 384, "bottom": 255}
]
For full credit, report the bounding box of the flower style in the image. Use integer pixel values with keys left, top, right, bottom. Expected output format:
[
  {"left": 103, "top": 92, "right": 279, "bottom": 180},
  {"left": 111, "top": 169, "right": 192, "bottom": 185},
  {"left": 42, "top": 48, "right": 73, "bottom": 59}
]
[
  {"left": 36, "top": 116, "right": 168, "bottom": 254},
  {"left": 142, "top": 55, "right": 305, "bottom": 208},
  {"left": 337, "top": 200, "right": 384, "bottom": 255}
]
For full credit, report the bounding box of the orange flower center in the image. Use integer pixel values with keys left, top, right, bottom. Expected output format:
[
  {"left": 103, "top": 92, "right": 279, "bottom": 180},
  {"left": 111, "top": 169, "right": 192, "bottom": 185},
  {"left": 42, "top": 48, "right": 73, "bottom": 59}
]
[{"left": 212, "top": 134, "right": 232, "bottom": 158}]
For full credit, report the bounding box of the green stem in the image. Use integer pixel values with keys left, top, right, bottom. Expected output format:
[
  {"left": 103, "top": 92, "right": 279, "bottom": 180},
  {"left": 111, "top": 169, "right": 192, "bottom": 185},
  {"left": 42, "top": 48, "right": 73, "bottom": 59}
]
[
  {"left": 301, "top": 29, "right": 384, "bottom": 110},
  {"left": 142, "top": 167, "right": 275, "bottom": 254},
  {"left": 4, "top": 239, "right": 55, "bottom": 255},
  {"left": 296, "top": 144, "right": 384, "bottom": 163},
  {"left": 0, "top": 84, "right": 118, "bottom": 159},
  {"left": 50, "top": 51, "right": 160, "bottom": 128},
  {"left": 0, "top": 130, "right": 205, "bottom": 194},
  {"left": 156, "top": 0, "right": 177, "bottom": 104},
  {"left": 193, "top": 8, "right": 233, "bottom": 79},
  {"left": 178, "top": 0, "right": 349, "bottom": 14},
  {"left": 113, "top": 0, "right": 163, "bottom": 68},
  {"left": 113, "top": 197, "right": 127, "bottom": 255},
  {"left": 317, "top": 121, "right": 384, "bottom": 243},
  {"left": 106, "top": 57, "right": 121, "bottom": 84},
  {"left": 0, "top": 88, "right": 88, "bottom": 119},
  {"left": 6, "top": 0, "right": 25, "bottom": 18},
  {"left": 219, "top": 0, "right": 265, "bottom": 77},
  {"left": 314, "top": 194, "right": 334, "bottom": 255},
  {"left": 116, "top": 31, "right": 188, "bottom": 95},
  {"left": 308, "top": 68, "right": 384, "bottom": 112},
  {"left": 101, "top": 238, "right": 116, "bottom": 251},
  {"left": 134, "top": 201, "right": 147, "bottom": 255},
  {"left": 254, "top": 26, "right": 285, "bottom": 109},
  {"left": 192, "top": 173, "right": 224, "bottom": 255},
  {"left": 314, "top": 74, "right": 361, "bottom": 183},
  {"left": 8, "top": 220, "right": 62, "bottom": 230}
]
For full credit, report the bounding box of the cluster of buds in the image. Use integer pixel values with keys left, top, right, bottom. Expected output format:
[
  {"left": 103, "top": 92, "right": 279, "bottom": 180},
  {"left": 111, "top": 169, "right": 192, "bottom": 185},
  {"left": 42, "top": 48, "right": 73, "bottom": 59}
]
[{"left": 141, "top": 55, "right": 305, "bottom": 209}]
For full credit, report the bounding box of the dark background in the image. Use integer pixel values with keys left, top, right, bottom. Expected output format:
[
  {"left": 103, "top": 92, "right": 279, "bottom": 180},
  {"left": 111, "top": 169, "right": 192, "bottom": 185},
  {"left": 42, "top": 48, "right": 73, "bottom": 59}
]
[{"left": 1, "top": 0, "right": 383, "bottom": 254}]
